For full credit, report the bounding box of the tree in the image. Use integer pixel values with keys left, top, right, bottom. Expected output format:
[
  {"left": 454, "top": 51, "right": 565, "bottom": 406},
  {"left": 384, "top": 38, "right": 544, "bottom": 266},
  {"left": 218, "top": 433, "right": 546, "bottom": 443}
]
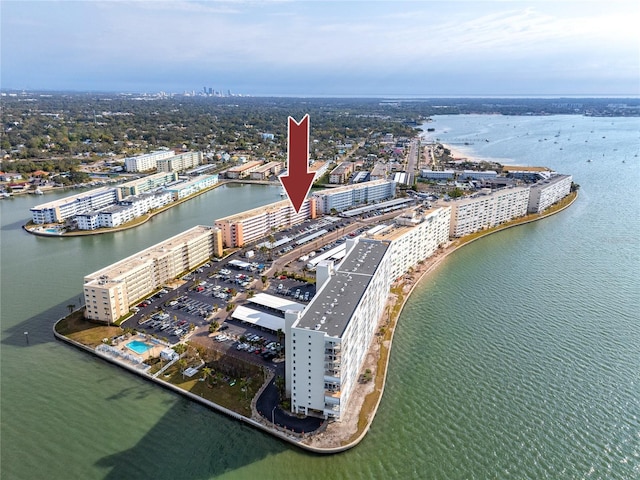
[
  {"left": 209, "top": 321, "right": 219, "bottom": 333},
  {"left": 177, "top": 358, "right": 188, "bottom": 378},
  {"left": 67, "top": 304, "right": 75, "bottom": 314},
  {"left": 276, "top": 328, "right": 284, "bottom": 345},
  {"left": 202, "top": 367, "right": 212, "bottom": 384}
]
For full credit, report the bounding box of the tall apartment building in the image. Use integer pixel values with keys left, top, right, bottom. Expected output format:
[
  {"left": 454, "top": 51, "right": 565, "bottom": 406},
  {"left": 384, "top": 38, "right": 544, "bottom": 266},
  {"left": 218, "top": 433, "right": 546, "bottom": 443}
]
[
  {"left": 215, "top": 198, "right": 317, "bottom": 248},
  {"left": 370, "top": 206, "right": 451, "bottom": 281},
  {"left": 117, "top": 172, "right": 179, "bottom": 199},
  {"left": 157, "top": 151, "right": 203, "bottom": 173},
  {"left": 285, "top": 238, "right": 392, "bottom": 420},
  {"left": 312, "top": 179, "right": 396, "bottom": 215},
  {"left": 83, "top": 225, "right": 223, "bottom": 323},
  {"left": 30, "top": 187, "right": 118, "bottom": 224},
  {"left": 527, "top": 175, "right": 572, "bottom": 213},
  {"left": 448, "top": 186, "right": 530, "bottom": 237},
  {"left": 124, "top": 150, "right": 176, "bottom": 172}
]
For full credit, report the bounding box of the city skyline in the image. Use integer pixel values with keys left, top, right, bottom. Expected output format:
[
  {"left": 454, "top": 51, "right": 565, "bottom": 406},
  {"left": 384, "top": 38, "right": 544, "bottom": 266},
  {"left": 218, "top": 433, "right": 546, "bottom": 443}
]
[{"left": 1, "top": 1, "right": 639, "bottom": 96}]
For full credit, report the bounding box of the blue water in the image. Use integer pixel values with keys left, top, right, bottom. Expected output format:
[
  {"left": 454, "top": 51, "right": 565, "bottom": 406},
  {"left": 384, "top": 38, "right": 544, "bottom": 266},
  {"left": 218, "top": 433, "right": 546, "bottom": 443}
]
[{"left": 126, "top": 340, "right": 151, "bottom": 355}]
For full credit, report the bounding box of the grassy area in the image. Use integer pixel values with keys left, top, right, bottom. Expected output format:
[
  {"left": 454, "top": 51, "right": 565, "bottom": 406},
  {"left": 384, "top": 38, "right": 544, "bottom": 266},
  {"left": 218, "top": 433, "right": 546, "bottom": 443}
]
[
  {"left": 160, "top": 363, "right": 261, "bottom": 417},
  {"left": 55, "top": 309, "right": 122, "bottom": 347}
]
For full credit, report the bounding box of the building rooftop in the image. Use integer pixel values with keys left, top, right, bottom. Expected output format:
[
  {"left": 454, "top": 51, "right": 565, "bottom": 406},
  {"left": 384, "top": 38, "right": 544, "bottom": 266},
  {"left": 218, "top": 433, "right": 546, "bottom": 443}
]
[
  {"left": 118, "top": 172, "right": 176, "bottom": 188},
  {"left": 295, "top": 239, "right": 389, "bottom": 338},
  {"left": 215, "top": 198, "right": 300, "bottom": 223},
  {"left": 312, "top": 179, "right": 392, "bottom": 198},
  {"left": 84, "top": 225, "right": 216, "bottom": 286},
  {"left": 529, "top": 174, "right": 571, "bottom": 190},
  {"left": 227, "top": 160, "right": 263, "bottom": 172},
  {"left": 502, "top": 165, "right": 550, "bottom": 172},
  {"left": 31, "top": 186, "right": 114, "bottom": 210},
  {"left": 248, "top": 293, "right": 305, "bottom": 313}
]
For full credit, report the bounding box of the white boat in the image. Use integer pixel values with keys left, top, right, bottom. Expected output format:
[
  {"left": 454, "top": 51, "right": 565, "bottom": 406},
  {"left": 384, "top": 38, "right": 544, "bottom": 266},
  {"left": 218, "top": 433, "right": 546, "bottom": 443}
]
[{"left": 280, "top": 188, "right": 286, "bottom": 197}]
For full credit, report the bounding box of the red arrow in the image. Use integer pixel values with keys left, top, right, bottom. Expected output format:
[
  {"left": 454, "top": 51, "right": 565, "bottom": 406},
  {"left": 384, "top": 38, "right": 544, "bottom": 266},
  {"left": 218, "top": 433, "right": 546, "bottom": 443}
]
[{"left": 280, "top": 114, "right": 314, "bottom": 213}]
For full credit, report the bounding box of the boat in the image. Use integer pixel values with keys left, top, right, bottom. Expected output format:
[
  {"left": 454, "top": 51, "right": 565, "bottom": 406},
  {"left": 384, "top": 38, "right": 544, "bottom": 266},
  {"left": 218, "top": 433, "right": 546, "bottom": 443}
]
[
  {"left": 280, "top": 188, "right": 286, "bottom": 197},
  {"left": 34, "top": 188, "right": 44, "bottom": 195},
  {"left": 587, "top": 159, "right": 592, "bottom": 163}
]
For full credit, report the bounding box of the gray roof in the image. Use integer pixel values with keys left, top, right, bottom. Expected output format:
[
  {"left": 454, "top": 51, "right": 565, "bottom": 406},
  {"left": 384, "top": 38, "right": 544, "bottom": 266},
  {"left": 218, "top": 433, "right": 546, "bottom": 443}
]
[{"left": 295, "top": 239, "right": 389, "bottom": 338}]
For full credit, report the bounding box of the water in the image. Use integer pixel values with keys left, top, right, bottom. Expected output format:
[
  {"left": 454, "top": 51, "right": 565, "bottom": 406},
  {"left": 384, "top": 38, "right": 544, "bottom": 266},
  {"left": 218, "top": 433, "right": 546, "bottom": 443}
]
[
  {"left": 126, "top": 341, "right": 151, "bottom": 355},
  {"left": 2, "top": 116, "right": 639, "bottom": 479}
]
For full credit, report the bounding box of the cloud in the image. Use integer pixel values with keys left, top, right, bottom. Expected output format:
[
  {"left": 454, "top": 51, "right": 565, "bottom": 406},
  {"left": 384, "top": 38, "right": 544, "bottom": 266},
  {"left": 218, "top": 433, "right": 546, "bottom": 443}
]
[{"left": 1, "top": 0, "right": 638, "bottom": 94}]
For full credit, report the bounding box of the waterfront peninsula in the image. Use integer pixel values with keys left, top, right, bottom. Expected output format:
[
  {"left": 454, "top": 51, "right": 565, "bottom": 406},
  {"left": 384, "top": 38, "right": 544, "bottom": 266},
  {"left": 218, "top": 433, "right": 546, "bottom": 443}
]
[{"left": 54, "top": 143, "right": 577, "bottom": 451}]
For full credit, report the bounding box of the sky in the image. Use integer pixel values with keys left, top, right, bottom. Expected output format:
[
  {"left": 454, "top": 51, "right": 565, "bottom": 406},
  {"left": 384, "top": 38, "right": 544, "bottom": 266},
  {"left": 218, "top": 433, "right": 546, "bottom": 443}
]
[{"left": 1, "top": 0, "right": 639, "bottom": 96}]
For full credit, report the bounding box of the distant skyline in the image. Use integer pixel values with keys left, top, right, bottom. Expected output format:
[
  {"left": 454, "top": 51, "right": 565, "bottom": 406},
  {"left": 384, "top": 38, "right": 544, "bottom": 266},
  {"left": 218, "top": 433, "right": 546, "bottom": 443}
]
[{"left": 2, "top": 1, "right": 639, "bottom": 96}]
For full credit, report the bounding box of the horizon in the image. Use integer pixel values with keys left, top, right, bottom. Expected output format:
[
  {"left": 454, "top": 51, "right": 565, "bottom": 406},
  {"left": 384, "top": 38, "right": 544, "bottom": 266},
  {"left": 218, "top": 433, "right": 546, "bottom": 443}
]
[{"left": 2, "top": 1, "right": 638, "bottom": 97}]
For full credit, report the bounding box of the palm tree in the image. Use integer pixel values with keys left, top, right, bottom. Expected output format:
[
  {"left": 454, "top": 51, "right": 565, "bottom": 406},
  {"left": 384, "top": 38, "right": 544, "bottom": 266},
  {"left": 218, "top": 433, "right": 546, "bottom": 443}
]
[
  {"left": 67, "top": 304, "right": 75, "bottom": 314},
  {"left": 202, "top": 367, "right": 212, "bottom": 385},
  {"left": 177, "top": 358, "right": 188, "bottom": 379}
]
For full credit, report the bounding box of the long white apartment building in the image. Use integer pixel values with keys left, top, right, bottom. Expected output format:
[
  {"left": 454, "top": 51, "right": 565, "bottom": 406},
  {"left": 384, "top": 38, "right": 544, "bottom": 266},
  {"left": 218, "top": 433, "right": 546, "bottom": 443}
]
[
  {"left": 83, "top": 225, "right": 223, "bottom": 323},
  {"left": 117, "top": 172, "right": 179, "bottom": 199},
  {"left": 157, "top": 151, "right": 203, "bottom": 173},
  {"left": 124, "top": 150, "right": 176, "bottom": 172},
  {"left": 76, "top": 191, "right": 174, "bottom": 230},
  {"left": 527, "top": 174, "right": 572, "bottom": 213},
  {"left": 448, "top": 186, "right": 530, "bottom": 237},
  {"left": 164, "top": 174, "right": 219, "bottom": 200},
  {"left": 284, "top": 238, "right": 392, "bottom": 420},
  {"left": 30, "top": 187, "right": 118, "bottom": 224},
  {"left": 312, "top": 179, "right": 396, "bottom": 215},
  {"left": 215, "top": 197, "right": 317, "bottom": 248},
  {"left": 369, "top": 206, "right": 451, "bottom": 281}
]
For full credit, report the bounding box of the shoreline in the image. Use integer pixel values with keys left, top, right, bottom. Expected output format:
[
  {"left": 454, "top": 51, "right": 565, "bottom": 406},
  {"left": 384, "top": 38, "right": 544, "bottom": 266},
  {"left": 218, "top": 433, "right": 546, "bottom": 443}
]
[
  {"left": 300, "top": 189, "right": 579, "bottom": 451},
  {"left": 52, "top": 190, "right": 578, "bottom": 454},
  {"left": 22, "top": 181, "right": 231, "bottom": 237}
]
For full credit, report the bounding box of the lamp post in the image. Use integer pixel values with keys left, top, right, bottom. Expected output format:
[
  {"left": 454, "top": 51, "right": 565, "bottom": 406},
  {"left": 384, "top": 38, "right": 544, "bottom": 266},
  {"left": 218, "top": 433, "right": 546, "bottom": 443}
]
[
  {"left": 271, "top": 405, "right": 277, "bottom": 425},
  {"left": 24, "top": 331, "right": 29, "bottom": 345}
]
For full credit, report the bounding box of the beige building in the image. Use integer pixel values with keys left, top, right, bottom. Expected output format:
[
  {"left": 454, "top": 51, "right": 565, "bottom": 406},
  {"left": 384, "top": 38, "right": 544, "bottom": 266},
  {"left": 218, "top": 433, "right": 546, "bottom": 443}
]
[
  {"left": 226, "top": 160, "right": 264, "bottom": 179},
  {"left": 249, "top": 161, "right": 282, "bottom": 180},
  {"left": 329, "top": 162, "right": 354, "bottom": 184},
  {"left": 215, "top": 198, "right": 317, "bottom": 248},
  {"left": 83, "top": 225, "right": 222, "bottom": 323}
]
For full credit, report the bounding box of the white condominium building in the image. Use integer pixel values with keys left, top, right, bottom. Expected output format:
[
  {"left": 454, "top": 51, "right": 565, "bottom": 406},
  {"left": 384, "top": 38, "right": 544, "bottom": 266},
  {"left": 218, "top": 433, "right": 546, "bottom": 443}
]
[
  {"left": 448, "top": 186, "right": 530, "bottom": 238},
  {"left": 117, "top": 172, "right": 179, "bottom": 198},
  {"left": 285, "top": 238, "right": 392, "bottom": 420},
  {"left": 124, "top": 150, "right": 176, "bottom": 172},
  {"left": 157, "top": 151, "right": 203, "bottom": 173},
  {"left": 214, "top": 197, "right": 317, "bottom": 248},
  {"left": 75, "top": 191, "right": 173, "bottom": 230},
  {"left": 165, "top": 174, "right": 219, "bottom": 200},
  {"left": 30, "top": 187, "right": 118, "bottom": 224},
  {"left": 527, "top": 175, "right": 572, "bottom": 213},
  {"left": 313, "top": 179, "right": 396, "bottom": 215},
  {"left": 83, "top": 225, "right": 223, "bottom": 324},
  {"left": 370, "top": 206, "right": 451, "bottom": 281}
]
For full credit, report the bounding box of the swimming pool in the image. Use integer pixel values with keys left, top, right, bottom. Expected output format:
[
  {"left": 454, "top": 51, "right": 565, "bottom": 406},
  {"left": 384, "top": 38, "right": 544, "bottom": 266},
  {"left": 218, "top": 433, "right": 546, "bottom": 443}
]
[{"left": 126, "top": 340, "right": 151, "bottom": 355}]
